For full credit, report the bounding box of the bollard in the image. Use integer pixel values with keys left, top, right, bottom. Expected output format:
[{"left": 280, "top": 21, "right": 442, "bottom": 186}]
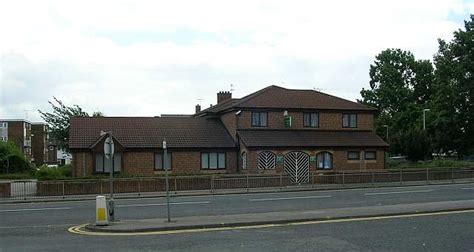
[{"left": 96, "top": 196, "right": 109, "bottom": 226}]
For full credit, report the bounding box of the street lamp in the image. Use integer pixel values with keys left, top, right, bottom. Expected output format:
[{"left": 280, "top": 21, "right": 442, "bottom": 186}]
[{"left": 423, "top": 109, "right": 430, "bottom": 130}]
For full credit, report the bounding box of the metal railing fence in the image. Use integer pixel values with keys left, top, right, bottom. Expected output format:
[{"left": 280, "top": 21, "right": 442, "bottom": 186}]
[{"left": 1, "top": 168, "right": 474, "bottom": 201}]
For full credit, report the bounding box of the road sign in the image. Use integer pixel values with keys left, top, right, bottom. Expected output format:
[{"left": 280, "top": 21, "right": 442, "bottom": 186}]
[{"left": 104, "top": 136, "right": 114, "bottom": 159}]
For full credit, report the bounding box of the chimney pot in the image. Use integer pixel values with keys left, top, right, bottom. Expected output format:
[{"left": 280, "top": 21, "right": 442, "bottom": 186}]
[{"left": 195, "top": 104, "right": 201, "bottom": 113}]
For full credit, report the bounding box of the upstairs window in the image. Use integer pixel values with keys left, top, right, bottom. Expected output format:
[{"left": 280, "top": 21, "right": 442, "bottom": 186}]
[
  {"left": 343, "top": 114, "right": 357, "bottom": 128},
  {"left": 304, "top": 113, "right": 319, "bottom": 128},
  {"left": 251, "top": 112, "right": 268, "bottom": 127},
  {"left": 155, "top": 152, "right": 172, "bottom": 170}
]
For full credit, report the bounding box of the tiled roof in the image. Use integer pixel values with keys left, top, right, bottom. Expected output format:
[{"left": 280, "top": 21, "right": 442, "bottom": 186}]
[
  {"left": 238, "top": 130, "right": 388, "bottom": 148},
  {"left": 69, "top": 117, "right": 236, "bottom": 149},
  {"left": 196, "top": 85, "right": 375, "bottom": 116}
]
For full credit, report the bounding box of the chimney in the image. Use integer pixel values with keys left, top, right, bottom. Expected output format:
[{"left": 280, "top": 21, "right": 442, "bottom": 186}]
[
  {"left": 217, "top": 91, "right": 232, "bottom": 104},
  {"left": 195, "top": 104, "right": 201, "bottom": 113}
]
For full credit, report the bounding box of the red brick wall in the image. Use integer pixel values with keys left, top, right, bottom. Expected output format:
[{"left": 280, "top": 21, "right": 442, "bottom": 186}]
[
  {"left": 31, "top": 124, "right": 48, "bottom": 166},
  {"left": 72, "top": 149, "right": 238, "bottom": 176},
  {"left": 220, "top": 112, "right": 237, "bottom": 141},
  {"left": 234, "top": 111, "right": 374, "bottom": 131},
  {"left": 241, "top": 148, "right": 386, "bottom": 174},
  {"left": 72, "top": 152, "right": 94, "bottom": 177}
]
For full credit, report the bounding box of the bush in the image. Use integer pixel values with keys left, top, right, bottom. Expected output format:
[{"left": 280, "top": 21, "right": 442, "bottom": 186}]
[
  {"left": 35, "top": 165, "right": 72, "bottom": 180},
  {"left": 0, "top": 141, "right": 32, "bottom": 173}
]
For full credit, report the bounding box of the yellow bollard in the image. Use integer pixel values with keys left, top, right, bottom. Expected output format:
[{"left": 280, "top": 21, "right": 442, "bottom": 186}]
[{"left": 96, "top": 195, "right": 109, "bottom": 226}]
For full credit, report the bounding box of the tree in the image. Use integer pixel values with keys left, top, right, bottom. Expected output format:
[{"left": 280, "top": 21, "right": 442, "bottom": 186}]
[
  {"left": 38, "top": 97, "right": 104, "bottom": 149},
  {"left": 402, "top": 129, "right": 432, "bottom": 162},
  {"left": 432, "top": 16, "right": 474, "bottom": 158},
  {"left": 0, "top": 141, "right": 31, "bottom": 173},
  {"left": 359, "top": 49, "right": 434, "bottom": 156}
]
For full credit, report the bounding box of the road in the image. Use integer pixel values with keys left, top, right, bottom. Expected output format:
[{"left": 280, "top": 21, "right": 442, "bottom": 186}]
[{"left": 0, "top": 183, "right": 473, "bottom": 251}]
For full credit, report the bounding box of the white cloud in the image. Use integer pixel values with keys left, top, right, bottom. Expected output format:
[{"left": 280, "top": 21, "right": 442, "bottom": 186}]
[{"left": 0, "top": 0, "right": 473, "bottom": 121}]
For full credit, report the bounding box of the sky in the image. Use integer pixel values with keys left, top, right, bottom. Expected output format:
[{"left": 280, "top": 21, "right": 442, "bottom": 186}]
[{"left": 0, "top": 0, "right": 473, "bottom": 122}]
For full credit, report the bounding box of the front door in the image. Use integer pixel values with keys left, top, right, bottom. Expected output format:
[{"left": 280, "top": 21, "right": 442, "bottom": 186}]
[{"left": 284, "top": 151, "right": 310, "bottom": 184}]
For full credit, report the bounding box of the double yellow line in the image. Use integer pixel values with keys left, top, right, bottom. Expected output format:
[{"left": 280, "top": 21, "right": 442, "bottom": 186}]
[{"left": 68, "top": 209, "right": 474, "bottom": 236}]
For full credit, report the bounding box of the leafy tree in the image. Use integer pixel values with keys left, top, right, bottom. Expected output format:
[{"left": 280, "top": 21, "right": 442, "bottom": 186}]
[
  {"left": 431, "top": 16, "right": 474, "bottom": 158},
  {"left": 359, "top": 49, "right": 434, "bottom": 156},
  {"left": 0, "top": 141, "right": 31, "bottom": 173},
  {"left": 38, "top": 97, "right": 104, "bottom": 149},
  {"left": 402, "top": 129, "right": 432, "bottom": 162}
]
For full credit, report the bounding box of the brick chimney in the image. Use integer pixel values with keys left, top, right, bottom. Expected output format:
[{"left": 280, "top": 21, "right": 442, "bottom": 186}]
[
  {"left": 217, "top": 91, "right": 232, "bottom": 104},
  {"left": 195, "top": 104, "right": 201, "bottom": 113}
]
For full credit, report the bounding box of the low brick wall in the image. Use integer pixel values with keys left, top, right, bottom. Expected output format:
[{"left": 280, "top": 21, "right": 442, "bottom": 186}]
[{"left": 0, "top": 183, "right": 11, "bottom": 198}]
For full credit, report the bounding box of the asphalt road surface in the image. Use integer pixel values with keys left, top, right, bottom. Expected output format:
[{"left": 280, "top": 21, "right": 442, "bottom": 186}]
[{"left": 1, "top": 183, "right": 473, "bottom": 251}]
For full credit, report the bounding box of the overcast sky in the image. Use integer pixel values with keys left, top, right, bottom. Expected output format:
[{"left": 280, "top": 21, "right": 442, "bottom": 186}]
[{"left": 0, "top": 0, "right": 473, "bottom": 122}]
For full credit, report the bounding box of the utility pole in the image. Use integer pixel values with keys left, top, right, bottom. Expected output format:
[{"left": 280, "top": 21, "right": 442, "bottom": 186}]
[{"left": 163, "top": 139, "right": 171, "bottom": 222}]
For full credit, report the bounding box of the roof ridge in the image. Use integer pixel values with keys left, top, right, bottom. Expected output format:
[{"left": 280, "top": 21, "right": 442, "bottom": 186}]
[{"left": 308, "top": 89, "right": 375, "bottom": 110}]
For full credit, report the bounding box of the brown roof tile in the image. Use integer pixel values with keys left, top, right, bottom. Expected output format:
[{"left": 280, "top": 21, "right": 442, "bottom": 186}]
[
  {"left": 196, "top": 85, "right": 374, "bottom": 116},
  {"left": 69, "top": 117, "right": 236, "bottom": 149},
  {"left": 238, "top": 130, "right": 388, "bottom": 148}
]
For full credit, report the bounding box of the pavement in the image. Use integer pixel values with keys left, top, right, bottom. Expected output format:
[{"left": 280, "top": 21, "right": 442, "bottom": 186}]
[{"left": 84, "top": 199, "right": 474, "bottom": 233}]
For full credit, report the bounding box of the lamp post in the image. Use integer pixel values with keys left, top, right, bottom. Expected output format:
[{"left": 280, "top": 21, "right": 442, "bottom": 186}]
[
  {"left": 382, "top": 125, "right": 389, "bottom": 142},
  {"left": 423, "top": 109, "right": 430, "bottom": 130},
  {"left": 163, "top": 139, "right": 171, "bottom": 222}
]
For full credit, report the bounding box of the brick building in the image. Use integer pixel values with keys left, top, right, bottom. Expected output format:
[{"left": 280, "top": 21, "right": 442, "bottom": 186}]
[
  {"left": 0, "top": 119, "right": 33, "bottom": 161},
  {"left": 69, "top": 85, "right": 388, "bottom": 182},
  {"left": 31, "top": 123, "right": 49, "bottom": 166}
]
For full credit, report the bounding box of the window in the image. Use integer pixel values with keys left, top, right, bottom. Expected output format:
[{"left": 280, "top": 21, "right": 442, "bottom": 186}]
[
  {"left": 317, "top": 152, "right": 333, "bottom": 169},
  {"left": 365, "top": 151, "right": 377, "bottom": 160},
  {"left": 241, "top": 152, "right": 247, "bottom": 170},
  {"left": 155, "top": 152, "right": 172, "bottom": 170},
  {"left": 258, "top": 151, "right": 276, "bottom": 170},
  {"left": 347, "top": 151, "right": 360, "bottom": 160},
  {"left": 342, "top": 114, "right": 357, "bottom": 128},
  {"left": 201, "top": 152, "right": 226, "bottom": 169},
  {"left": 304, "top": 113, "right": 319, "bottom": 128},
  {"left": 251, "top": 112, "right": 268, "bottom": 127},
  {"left": 95, "top": 153, "right": 122, "bottom": 173}
]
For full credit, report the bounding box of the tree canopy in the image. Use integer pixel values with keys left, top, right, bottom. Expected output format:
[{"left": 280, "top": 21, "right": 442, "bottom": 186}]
[
  {"left": 38, "top": 97, "right": 103, "bottom": 149},
  {"left": 360, "top": 15, "right": 473, "bottom": 160}
]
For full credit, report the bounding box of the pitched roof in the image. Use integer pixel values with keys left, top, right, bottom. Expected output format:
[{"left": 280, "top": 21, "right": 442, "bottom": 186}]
[
  {"left": 196, "top": 85, "right": 374, "bottom": 116},
  {"left": 238, "top": 130, "right": 388, "bottom": 148},
  {"left": 69, "top": 117, "right": 236, "bottom": 149}
]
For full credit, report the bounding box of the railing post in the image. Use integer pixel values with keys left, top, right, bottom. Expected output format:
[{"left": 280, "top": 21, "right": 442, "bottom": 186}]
[
  {"left": 246, "top": 175, "right": 249, "bottom": 192},
  {"left": 451, "top": 168, "right": 454, "bottom": 183},
  {"left": 211, "top": 175, "right": 214, "bottom": 194},
  {"left": 311, "top": 172, "right": 314, "bottom": 188},
  {"left": 342, "top": 172, "right": 345, "bottom": 186},
  {"left": 174, "top": 177, "right": 178, "bottom": 194},
  {"left": 138, "top": 178, "right": 141, "bottom": 197},
  {"left": 23, "top": 181, "right": 26, "bottom": 201},
  {"left": 100, "top": 180, "right": 103, "bottom": 194},
  {"left": 62, "top": 181, "right": 65, "bottom": 199},
  {"left": 426, "top": 168, "right": 429, "bottom": 184},
  {"left": 279, "top": 173, "right": 283, "bottom": 189},
  {"left": 400, "top": 169, "right": 403, "bottom": 185},
  {"left": 371, "top": 172, "right": 375, "bottom": 186}
]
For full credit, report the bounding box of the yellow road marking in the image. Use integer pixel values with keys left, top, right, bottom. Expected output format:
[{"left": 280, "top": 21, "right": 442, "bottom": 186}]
[{"left": 68, "top": 209, "right": 474, "bottom": 236}]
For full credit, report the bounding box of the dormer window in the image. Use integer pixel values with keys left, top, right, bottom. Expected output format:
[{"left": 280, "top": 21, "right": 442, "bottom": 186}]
[
  {"left": 342, "top": 113, "right": 357, "bottom": 128},
  {"left": 251, "top": 112, "right": 268, "bottom": 127}
]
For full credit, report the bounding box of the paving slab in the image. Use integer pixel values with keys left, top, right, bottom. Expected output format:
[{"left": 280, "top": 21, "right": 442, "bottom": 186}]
[{"left": 85, "top": 199, "right": 474, "bottom": 233}]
